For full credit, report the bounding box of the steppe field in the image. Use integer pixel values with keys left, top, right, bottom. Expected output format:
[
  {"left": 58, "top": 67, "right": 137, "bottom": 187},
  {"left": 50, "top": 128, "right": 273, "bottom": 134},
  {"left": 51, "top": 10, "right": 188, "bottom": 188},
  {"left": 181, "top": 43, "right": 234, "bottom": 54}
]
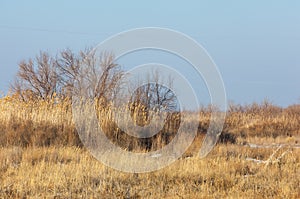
[{"left": 0, "top": 95, "right": 299, "bottom": 198}]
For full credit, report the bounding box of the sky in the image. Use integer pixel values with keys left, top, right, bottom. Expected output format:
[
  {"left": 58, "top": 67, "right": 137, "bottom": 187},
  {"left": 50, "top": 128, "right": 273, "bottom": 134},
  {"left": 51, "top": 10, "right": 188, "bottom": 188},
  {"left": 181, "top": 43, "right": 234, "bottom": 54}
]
[{"left": 0, "top": 1, "right": 299, "bottom": 107}]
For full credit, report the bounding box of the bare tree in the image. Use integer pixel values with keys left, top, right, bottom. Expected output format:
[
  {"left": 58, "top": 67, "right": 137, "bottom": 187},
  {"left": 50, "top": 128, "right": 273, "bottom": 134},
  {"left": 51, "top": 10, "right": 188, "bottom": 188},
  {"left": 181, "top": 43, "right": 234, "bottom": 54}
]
[
  {"left": 70, "top": 50, "right": 124, "bottom": 106},
  {"left": 12, "top": 48, "right": 124, "bottom": 104},
  {"left": 128, "top": 70, "right": 179, "bottom": 126},
  {"left": 12, "top": 51, "right": 58, "bottom": 100},
  {"left": 56, "top": 48, "right": 124, "bottom": 103},
  {"left": 55, "top": 48, "right": 80, "bottom": 97}
]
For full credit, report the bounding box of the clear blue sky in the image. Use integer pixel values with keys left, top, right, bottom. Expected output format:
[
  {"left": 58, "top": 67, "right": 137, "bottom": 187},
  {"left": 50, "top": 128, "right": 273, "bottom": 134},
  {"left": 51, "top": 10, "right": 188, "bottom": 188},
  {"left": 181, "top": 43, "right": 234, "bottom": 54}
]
[{"left": 0, "top": 1, "right": 299, "bottom": 106}]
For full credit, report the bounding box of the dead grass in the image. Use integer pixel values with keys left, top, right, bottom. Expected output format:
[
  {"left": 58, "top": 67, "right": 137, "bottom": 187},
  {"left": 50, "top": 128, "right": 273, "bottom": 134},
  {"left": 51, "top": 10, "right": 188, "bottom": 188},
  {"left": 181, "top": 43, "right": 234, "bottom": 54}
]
[
  {"left": 0, "top": 95, "right": 299, "bottom": 198},
  {"left": 0, "top": 95, "right": 299, "bottom": 148},
  {"left": 0, "top": 145, "right": 299, "bottom": 198}
]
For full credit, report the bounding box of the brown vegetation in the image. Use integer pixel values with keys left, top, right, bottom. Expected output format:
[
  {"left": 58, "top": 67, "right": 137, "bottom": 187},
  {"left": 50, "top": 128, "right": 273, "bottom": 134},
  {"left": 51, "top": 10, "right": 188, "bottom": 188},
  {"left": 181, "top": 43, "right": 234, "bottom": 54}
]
[
  {"left": 0, "top": 94, "right": 299, "bottom": 198},
  {"left": 0, "top": 145, "right": 299, "bottom": 198},
  {"left": 1, "top": 94, "right": 299, "bottom": 149}
]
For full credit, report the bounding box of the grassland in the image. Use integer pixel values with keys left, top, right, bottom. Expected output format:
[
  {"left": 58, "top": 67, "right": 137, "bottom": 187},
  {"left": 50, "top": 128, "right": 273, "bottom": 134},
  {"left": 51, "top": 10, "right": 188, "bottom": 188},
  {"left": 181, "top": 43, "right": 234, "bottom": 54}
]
[{"left": 0, "top": 94, "right": 299, "bottom": 198}]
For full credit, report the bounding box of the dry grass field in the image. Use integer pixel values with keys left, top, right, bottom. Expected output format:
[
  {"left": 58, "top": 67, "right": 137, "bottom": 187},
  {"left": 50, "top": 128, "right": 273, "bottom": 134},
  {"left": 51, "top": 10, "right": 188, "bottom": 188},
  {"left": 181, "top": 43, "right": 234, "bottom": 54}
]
[{"left": 0, "top": 94, "right": 299, "bottom": 198}]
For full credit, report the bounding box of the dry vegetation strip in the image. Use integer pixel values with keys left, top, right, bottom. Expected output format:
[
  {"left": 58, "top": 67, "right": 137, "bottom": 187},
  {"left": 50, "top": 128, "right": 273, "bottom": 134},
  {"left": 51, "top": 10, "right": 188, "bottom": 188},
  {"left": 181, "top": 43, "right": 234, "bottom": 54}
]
[
  {"left": 0, "top": 95, "right": 299, "bottom": 198},
  {"left": 1, "top": 95, "right": 299, "bottom": 148},
  {"left": 0, "top": 146, "right": 299, "bottom": 198}
]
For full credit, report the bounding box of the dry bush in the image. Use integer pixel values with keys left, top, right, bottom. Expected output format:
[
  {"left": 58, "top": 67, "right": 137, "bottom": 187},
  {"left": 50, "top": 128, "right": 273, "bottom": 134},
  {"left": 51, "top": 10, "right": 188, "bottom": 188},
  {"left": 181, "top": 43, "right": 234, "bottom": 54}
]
[{"left": 224, "top": 101, "right": 300, "bottom": 140}]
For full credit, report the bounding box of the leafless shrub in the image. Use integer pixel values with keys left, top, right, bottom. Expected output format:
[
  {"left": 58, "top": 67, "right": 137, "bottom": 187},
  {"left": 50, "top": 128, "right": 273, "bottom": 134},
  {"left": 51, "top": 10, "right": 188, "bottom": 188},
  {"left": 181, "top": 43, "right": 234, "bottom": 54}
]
[
  {"left": 128, "top": 69, "right": 179, "bottom": 126},
  {"left": 55, "top": 48, "right": 80, "bottom": 97},
  {"left": 12, "top": 51, "right": 58, "bottom": 100},
  {"left": 75, "top": 50, "right": 124, "bottom": 104}
]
